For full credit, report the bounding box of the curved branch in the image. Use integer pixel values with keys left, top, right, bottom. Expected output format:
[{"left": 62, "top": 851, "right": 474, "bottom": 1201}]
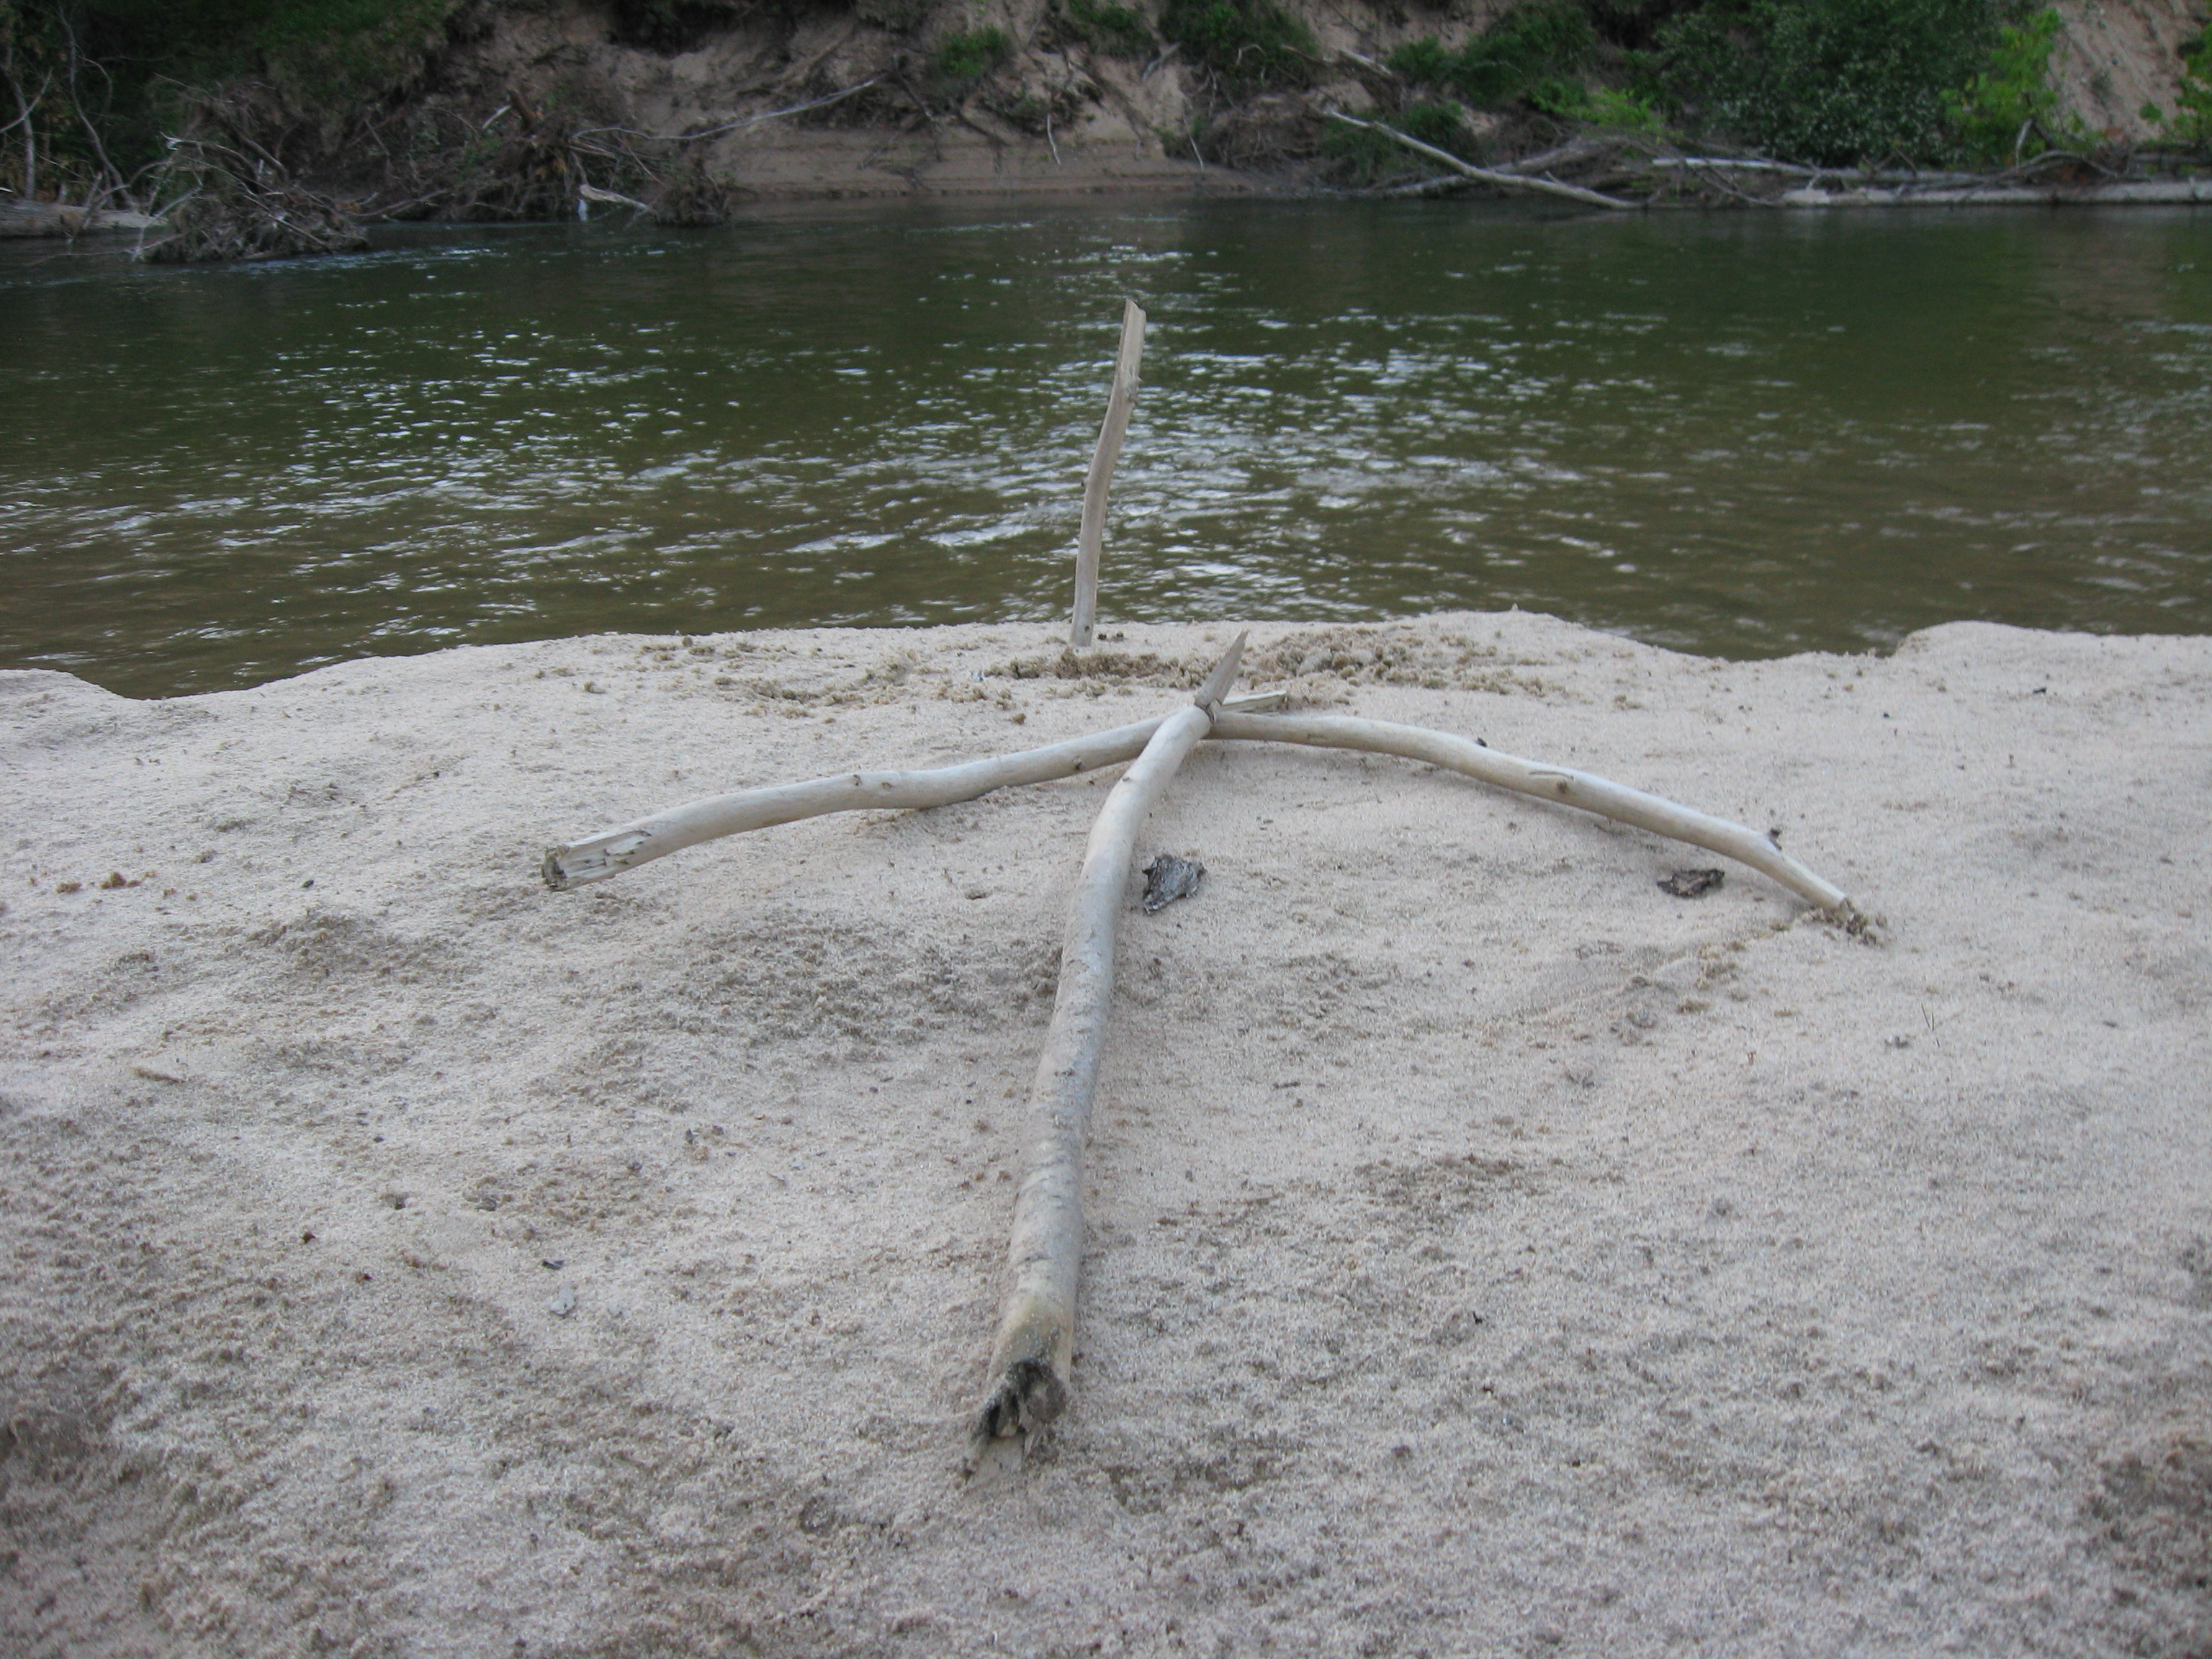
[{"left": 1207, "top": 710, "right": 1858, "bottom": 919}]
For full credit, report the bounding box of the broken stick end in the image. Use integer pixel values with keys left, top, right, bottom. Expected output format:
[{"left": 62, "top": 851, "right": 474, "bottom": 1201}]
[
  {"left": 968, "top": 1357, "right": 1068, "bottom": 1455},
  {"left": 541, "top": 828, "right": 652, "bottom": 891},
  {"left": 1194, "top": 630, "right": 1249, "bottom": 711},
  {"left": 1828, "top": 898, "right": 1881, "bottom": 943}
]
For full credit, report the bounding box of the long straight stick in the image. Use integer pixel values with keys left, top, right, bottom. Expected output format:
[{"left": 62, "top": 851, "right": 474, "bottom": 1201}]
[
  {"left": 541, "top": 718, "right": 1169, "bottom": 889},
  {"left": 1070, "top": 300, "right": 1146, "bottom": 649},
  {"left": 972, "top": 635, "right": 1246, "bottom": 1449}
]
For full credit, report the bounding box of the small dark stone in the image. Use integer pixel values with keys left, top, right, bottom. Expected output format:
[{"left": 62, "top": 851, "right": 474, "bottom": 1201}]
[
  {"left": 1141, "top": 853, "right": 1205, "bottom": 913},
  {"left": 1659, "top": 868, "right": 1727, "bottom": 899}
]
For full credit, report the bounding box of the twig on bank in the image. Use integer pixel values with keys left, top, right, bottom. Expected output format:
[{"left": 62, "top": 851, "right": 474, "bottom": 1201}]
[
  {"left": 1494, "top": 136, "right": 1619, "bottom": 176},
  {"left": 1670, "top": 157, "right": 1785, "bottom": 208},
  {"left": 577, "top": 181, "right": 651, "bottom": 214},
  {"left": 1377, "top": 171, "right": 1472, "bottom": 197}
]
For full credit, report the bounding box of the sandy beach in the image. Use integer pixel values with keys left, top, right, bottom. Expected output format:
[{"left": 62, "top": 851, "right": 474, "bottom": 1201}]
[{"left": 3, "top": 611, "right": 2207, "bottom": 1657}]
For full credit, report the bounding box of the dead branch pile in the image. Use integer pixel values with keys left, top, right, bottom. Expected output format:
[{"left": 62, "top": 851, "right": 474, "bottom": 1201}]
[{"left": 140, "top": 91, "right": 365, "bottom": 264}]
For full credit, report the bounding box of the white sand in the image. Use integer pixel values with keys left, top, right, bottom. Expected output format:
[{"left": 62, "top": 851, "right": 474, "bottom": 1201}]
[{"left": 3, "top": 612, "right": 2207, "bottom": 1658}]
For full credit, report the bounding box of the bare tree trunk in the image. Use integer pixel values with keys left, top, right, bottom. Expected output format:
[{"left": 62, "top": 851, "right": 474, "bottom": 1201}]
[{"left": 2, "top": 57, "right": 39, "bottom": 200}]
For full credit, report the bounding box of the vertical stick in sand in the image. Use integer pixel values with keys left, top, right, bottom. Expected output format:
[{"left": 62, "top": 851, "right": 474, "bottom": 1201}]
[
  {"left": 972, "top": 633, "right": 1246, "bottom": 1455},
  {"left": 1069, "top": 300, "right": 1146, "bottom": 649}
]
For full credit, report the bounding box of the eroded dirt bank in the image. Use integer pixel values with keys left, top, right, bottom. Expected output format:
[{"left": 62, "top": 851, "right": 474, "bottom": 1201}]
[{"left": 336, "top": 0, "right": 2212, "bottom": 210}]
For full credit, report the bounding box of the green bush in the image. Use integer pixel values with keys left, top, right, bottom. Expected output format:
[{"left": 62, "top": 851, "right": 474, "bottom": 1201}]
[
  {"left": 1401, "top": 100, "right": 1476, "bottom": 150},
  {"left": 933, "top": 24, "right": 1012, "bottom": 88},
  {"left": 1321, "top": 102, "right": 1475, "bottom": 183},
  {"left": 1158, "top": 0, "right": 1318, "bottom": 89},
  {"left": 1948, "top": 6, "right": 2066, "bottom": 160},
  {"left": 81, "top": 0, "right": 456, "bottom": 91},
  {"left": 1640, "top": 0, "right": 2000, "bottom": 164},
  {"left": 1, "top": 0, "right": 460, "bottom": 181},
  {"left": 2141, "top": 33, "right": 2212, "bottom": 148},
  {"left": 1057, "top": 0, "right": 1154, "bottom": 57},
  {"left": 1539, "top": 81, "right": 1668, "bottom": 128},
  {"left": 1586, "top": 84, "right": 1666, "bottom": 127},
  {"left": 1388, "top": 4, "right": 1597, "bottom": 109},
  {"left": 253, "top": 0, "right": 457, "bottom": 109}
]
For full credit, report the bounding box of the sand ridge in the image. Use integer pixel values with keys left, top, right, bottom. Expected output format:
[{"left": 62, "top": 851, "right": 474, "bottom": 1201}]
[{"left": 2, "top": 611, "right": 2208, "bottom": 1656}]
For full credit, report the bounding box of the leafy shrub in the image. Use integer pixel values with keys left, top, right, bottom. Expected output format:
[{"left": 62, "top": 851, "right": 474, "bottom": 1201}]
[
  {"left": 1319, "top": 119, "right": 1407, "bottom": 182},
  {"left": 1321, "top": 102, "right": 1476, "bottom": 182},
  {"left": 2141, "top": 33, "right": 2212, "bottom": 148},
  {"left": 84, "top": 0, "right": 458, "bottom": 97},
  {"left": 1948, "top": 7, "right": 2065, "bottom": 160},
  {"left": 1158, "top": 0, "right": 1318, "bottom": 90},
  {"left": 1640, "top": 0, "right": 2000, "bottom": 165},
  {"left": 251, "top": 0, "right": 458, "bottom": 109},
  {"left": 1582, "top": 0, "right": 1702, "bottom": 50},
  {"left": 1401, "top": 100, "right": 1476, "bottom": 151},
  {"left": 1057, "top": 0, "right": 1155, "bottom": 57},
  {"left": 1388, "top": 4, "right": 1597, "bottom": 109},
  {"left": 2, "top": 0, "right": 462, "bottom": 179},
  {"left": 1539, "top": 81, "right": 1668, "bottom": 128},
  {"left": 934, "top": 24, "right": 1012, "bottom": 85}
]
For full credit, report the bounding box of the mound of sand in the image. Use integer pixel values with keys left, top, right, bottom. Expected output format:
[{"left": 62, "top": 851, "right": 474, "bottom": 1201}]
[{"left": 3, "top": 613, "right": 2206, "bottom": 1657}]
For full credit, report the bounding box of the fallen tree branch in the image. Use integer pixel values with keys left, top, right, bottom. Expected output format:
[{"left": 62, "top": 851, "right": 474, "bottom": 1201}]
[
  {"left": 1496, "top": 136, "right": 1620, "bottom": 176},
  {"left": 1207, "top": 710, "right": 1858, "bottom": 920},
  {"left": 577, "top": 181, "right": 652, "bottom": 214},
  {"left": 971, "top": 634, "right": 1247, "bottom": 1453},
  {"left": 1646, "top": 158, "right": 1982, "bottom": 185},
  {"left": 1325, "top": 111, "right": 1640, "bottom": 211},
  {"left": 1071, "top": 300, "right": 1145, "bottom": 648}
]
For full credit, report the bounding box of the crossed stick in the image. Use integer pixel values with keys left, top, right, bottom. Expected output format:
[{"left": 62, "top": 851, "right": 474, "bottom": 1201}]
[
  {"left": 540, "top": 636, "right": 1860, "bottom": 1455},
  {"left": 539, "top": 311, "right": 1863, "bottom": 1461}
]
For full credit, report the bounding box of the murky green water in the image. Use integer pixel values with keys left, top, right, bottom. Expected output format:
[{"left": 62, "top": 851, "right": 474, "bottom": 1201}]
[{"left": 4, "top": 199, "right": 2208, "bottom": 697}]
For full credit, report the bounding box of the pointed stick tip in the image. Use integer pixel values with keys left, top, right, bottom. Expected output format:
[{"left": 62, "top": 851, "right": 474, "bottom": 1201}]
[{"left": 1194, "top": 630, "right": 1249, "bottom": 711}]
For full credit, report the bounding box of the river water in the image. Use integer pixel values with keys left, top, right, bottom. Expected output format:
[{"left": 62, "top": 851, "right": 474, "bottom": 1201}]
[{"left": 4, "top": 199, "right": 2208, "bottom": 697}]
